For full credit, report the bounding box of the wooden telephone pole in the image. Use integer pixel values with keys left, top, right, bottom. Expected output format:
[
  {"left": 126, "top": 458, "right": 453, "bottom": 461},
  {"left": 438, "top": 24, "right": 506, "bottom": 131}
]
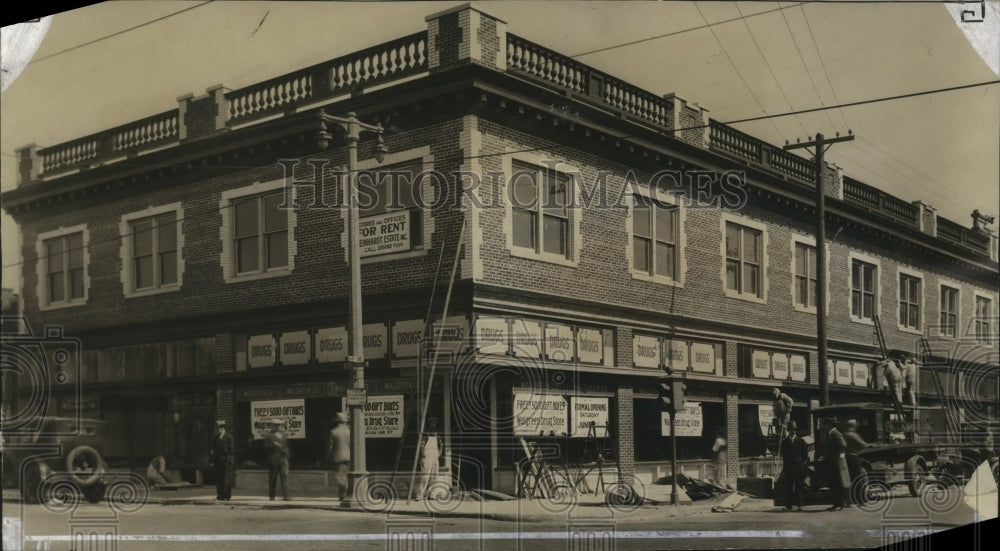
[{"left": 784, "top": 132, "right": 854, "bottom": 407}]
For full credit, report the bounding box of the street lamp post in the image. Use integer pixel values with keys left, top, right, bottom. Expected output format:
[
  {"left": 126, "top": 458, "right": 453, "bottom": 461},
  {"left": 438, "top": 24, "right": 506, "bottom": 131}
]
[{"left": 321, "top": 111, "right": 387, "bottom": 507}]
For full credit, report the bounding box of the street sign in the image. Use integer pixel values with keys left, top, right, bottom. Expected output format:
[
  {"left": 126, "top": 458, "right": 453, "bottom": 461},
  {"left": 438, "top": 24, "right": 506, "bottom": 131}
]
[{"left": 346, "top": 388, "right": 367, "bottom": 406}]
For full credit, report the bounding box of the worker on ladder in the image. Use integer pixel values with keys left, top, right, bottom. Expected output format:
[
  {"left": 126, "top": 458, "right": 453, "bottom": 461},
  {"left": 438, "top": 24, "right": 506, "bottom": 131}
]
[{"left": 771, "top": 388, "right": 794, "bottom": 435}]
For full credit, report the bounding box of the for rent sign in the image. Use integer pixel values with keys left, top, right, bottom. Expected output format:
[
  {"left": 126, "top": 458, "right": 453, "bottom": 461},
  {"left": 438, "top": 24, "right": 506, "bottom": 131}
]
[{"left": 359, "top": 211, "right": 410, "bottom": 257}]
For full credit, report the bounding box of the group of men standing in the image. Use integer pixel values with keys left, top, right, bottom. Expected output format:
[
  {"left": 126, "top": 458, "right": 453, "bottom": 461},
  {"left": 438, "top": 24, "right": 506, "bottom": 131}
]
[{"left": 206, "top": 413, "right": 443, "bottom": 503}]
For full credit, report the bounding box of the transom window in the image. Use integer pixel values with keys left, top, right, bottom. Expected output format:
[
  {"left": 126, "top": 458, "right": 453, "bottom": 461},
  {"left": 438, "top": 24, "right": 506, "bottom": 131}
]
[
  {"left": 725, "top": 223, "right": 762, "bottom": 297},
  {"left": 851, "top": 260, "right": 877, "bottom": 320},
  {"left": 511, "top": 162, "right": 569, "bottom": 257},
  {"left": 357, "top": 160, "right": 423, "bottom": 247},
  {"left": 45, "top": 233, "right": 85, "bottom": 304},
  {"left": 233, "top": 191, "right": 288, "bottom": 274},
  {"left": 975, "top": 296, "right": 992, "bottom": 344},
  {"left": 793, "top": 243, "right": 817, "bottom": 308},
  {"left": 130, "top": 213, "right": 178, "bottom": 290},
  {"left": 898, "top": 274, "right": 921, "bottom": 330},
  {"left": 939, "top": 286, "right": 958, "bottom": 337},
  {"left": 632, "top": 196, "right": 678, "bottom": 279}
]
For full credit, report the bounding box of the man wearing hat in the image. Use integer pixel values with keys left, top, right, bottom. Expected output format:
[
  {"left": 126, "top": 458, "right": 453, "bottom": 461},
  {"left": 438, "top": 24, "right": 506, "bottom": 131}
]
[
  {"left": 326, "top": 413, "right": 350, "bottom": 501},
  {"left": 266, "top": 421, "right": 291, "bottom": 501},
  {"left": 818, "top": 417, "right": 850, "bottom": 511},
  {"left": 209, "top": 419, "right": 235, "bottom": 501},
  {"left": 843, "top": 419, "right": 871, "bottom": 501},
  {"left": 779, "top": 421, "right": 809, "bottom": 511}
]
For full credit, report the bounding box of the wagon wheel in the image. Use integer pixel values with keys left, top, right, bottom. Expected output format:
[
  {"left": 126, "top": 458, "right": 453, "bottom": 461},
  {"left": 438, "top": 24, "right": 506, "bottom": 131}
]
[{"left": 907, "top": 462, "right": 927, "bottom": 497}]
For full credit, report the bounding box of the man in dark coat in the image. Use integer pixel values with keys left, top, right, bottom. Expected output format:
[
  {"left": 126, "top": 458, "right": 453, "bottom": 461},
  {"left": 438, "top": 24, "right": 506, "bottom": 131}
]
[
  {"left": 779, "top": 421, "right": 809, "bottom": 511},
  {"left": 843, "top": 420, "right": 872, "bottom": 496},
  {"left": 209, "top": 419, "right": 236, "bottom": 501},
  {"left": 820, "top": 418, "right": 850, "bottom": 511},
  {"left": 266, "top": 422, "right": 291, "bottom": 501}
]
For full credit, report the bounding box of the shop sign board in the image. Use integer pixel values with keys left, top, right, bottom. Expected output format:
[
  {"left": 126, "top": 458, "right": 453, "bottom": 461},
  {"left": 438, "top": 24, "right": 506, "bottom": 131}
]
[
  {"left": 852, "top": 362, "right": 870, "bottom": 387},
  {"left": 576, "top": 328, "right": 604, "bottom": 364},
  {"left": 772, "top": 354, "right": 790, "bottom": 380},
  {"left": 570, "top": 397, "right": 609, "bottom": 438},
  {"left": 363, "top": 323, "right": 388, "bottom": 360},
  {"left": 510, "top": 320, "right": 542, "bottom": 359},
  {"left": 752, "top": 350, "right": 771, "bottom": 379},
  {"left": 316, "top": 327, "right": 349, "bottom": 363},
  {"left": 661, "top": 402, "right": 702, "bottom": 437},
  {"left": 790, "top": 355, "right": 808, "bottom": 382},
  {"left": 512, "top": 392, "right": 568, "bottom": 436},
  {"left": 665, "top": 340, "right": 688, "bottom": 371},
  {"left": 690, "top": 343, "right": 715, "bottom": 374},
  {"left": 248, "top": 334, "right": 276, "bottom": 368},
  {"left": 359, "top": 211, "right": 411, "bottom": 257},
  {"left": 475, "top": 316, "right": 508, "bottom": 355},
  {"left": 251, "top": 399, "right": 305, "bottom": 439},
  {"left": 392, "top": 319, "right": 425, "bottom": 359},
  {"left": 280, "top": 331, "right": 311, "bottom": 366},
  {"left": 430, "top": 316, "right": 470, "bottom": 354},
  {"left": 835, "top": 361, "right": 852, "bottom": 385},
  {"left": 364, "top": 395, "right": 404, "bottom": 438},
  {"left": 632, "top": 335, "right": 660, "bottom": 369},
  {"left": 545, "top": 323, "right": 574, "bottom": 363}
]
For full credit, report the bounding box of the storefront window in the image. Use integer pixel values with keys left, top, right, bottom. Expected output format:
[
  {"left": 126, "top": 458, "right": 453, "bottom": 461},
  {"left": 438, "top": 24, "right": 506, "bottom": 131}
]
[
  {"left": 737, "top": 404, "right": 810, "bottom": 458},
  {"left": 236, "top": 397, "right": 342, "bottom": 469},
  {"left": 633, "top": 399, "right": 724, "bottom": 462}
]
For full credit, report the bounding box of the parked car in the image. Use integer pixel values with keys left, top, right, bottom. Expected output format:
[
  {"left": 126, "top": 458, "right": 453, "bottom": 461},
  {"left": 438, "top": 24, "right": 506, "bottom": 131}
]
[{"left": 2, "top": 417, "right": 109, "bottom": 503}]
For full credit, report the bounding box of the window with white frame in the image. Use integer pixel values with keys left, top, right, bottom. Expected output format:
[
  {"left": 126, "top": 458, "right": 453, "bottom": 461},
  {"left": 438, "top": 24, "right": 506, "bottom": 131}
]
[
  {"left": 511, "top": 162, "right": 570, "bottom": 257},
  {"left": 898, "top": 273, "right": 921, "bottom": 330},
  {"left": 939, "top": 285, "right": 958, "bottom": 337},
  {"left": 357, "top": 159, "right": 424, "bottom": 248},
  {"left": 44, "top": 232, "right": 85, "bottom": 304},
  {"left": 851, "top": 259, "right": 877, "bottom": 320},
  {"left": 632, "top": 196, "right": 678, "bottom": 279},
  {"left": 725, "top": 222, "right": 762, "bottom": 297},
  {"left": 975, "top": 296, "right": 992, "bottom": 344},
  {"left": 793, "top": 242, "right": 817, "bottom": 308},
  {"left": 130, "top": 213, "right": 178, "bottom": 291},
  {"left": 233, "top": 191, "right": 288, "bottom": 274}
]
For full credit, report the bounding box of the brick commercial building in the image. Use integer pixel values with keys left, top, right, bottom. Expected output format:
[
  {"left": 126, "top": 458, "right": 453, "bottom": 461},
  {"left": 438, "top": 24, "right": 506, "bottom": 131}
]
[{"left": 4, "top": 5, "right": 998, "bottom": 494}]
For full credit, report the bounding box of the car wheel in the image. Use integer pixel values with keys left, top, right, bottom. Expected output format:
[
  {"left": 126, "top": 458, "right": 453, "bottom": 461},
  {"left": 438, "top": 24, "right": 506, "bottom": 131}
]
[
  {"left": 907, "top": 461, "right": 927, "bottom": 497},
  {"left": 66, "top": 446, "right": 103, "bottom": 486}
]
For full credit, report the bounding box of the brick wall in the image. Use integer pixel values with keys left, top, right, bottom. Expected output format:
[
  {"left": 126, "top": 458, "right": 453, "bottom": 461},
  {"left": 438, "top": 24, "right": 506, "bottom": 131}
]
[
  {"left": 725, "top": 390, "right": 739, "bottom": 485},
  {"left": 616, "top": 385, "right": 635, "bottom": 482}
]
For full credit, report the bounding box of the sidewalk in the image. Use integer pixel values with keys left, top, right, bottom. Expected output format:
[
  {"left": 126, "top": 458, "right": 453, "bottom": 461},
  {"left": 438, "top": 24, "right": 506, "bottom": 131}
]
[{"left": 145, "top": 485, "right": 772, "bottom": 522}]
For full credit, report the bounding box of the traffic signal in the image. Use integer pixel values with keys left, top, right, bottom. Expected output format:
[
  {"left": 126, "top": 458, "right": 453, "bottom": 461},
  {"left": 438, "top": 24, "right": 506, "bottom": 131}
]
[
  {"left": 658, "top": 377, "right": 677, "bottom": 413},
  {"left": 672, "top": 379, "right": 687, "bottom": 412}
]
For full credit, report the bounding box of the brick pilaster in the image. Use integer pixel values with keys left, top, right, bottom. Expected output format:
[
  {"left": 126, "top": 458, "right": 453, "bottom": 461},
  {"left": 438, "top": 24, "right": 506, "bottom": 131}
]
[
  {"left": 179, "top": 85, "right": 230, "bottom": 141},
  {"left": 725, "top": 390, "right": 740, "bottom": 487},
  {"left": 664, "top": 93, "right": 710, "bottom": 149},
  {"left": 15, "top": 144, "right": 40, "bottom": 186},
  {"left": 426, "top": 3, "right": 507, "bottom": 73},
  {"left": 616, "top": 385, "right": 635, "bottom": 484}
]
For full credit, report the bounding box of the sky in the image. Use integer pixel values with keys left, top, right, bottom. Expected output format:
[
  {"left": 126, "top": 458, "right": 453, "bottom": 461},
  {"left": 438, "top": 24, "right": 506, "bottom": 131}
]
[{"left": 1, "top": 0, "right": 998, "bottom": 293}]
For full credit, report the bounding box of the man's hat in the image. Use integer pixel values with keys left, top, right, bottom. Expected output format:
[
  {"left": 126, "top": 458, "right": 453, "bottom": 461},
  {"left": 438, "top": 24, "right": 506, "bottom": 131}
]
[
  {"left": 332, "top": 412, "right": 347, "bottom": 424},
  {"left": 845, "top": 420, "right": 859, "bottom": 429},
  {"left": 216, "top": 419, "right": 227, "bottom": 427},
  {"left": 787, "top": 420, "right": 798, "bottom": 431}
]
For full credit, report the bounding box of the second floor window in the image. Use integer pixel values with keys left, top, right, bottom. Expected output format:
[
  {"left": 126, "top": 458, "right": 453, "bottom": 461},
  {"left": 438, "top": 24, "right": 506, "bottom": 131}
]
[
  {"left": 233, "top": 192, "right": 288, "bottom": 274},
  {"left": 725, "top": 223, "right": 762, "bottom": 297},
  {"left": 898, "top": 274, "right": 921, "bottom": 330},
  {"left": 632, "top": 196, "right": 678, "bottom": 279},
  {"left": 793, "top": 243, "right": 817, "bottom": 308},
  {"left": 851, "top": 259, "right": 877, "bottom": 320},
  {"left": 131, "top": 213, "right": 177, "bottom": 290},
  {"left": 45, "top": 233, "right": 84, "bottom": 304},
  {"left": 939, "top": 286, "right": 958, "bottom": 337},
  {"left": 512, "top": 163, "right": 569, "bottom": 257},
  {"left": 975, "top": 296, "right": 992, "bottom": 344}
]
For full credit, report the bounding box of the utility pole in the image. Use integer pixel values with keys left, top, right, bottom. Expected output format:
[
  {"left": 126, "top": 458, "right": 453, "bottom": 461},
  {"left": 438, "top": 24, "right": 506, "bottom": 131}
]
[{"left": 784, "top": 131, "right": 853, "bottom": 407}]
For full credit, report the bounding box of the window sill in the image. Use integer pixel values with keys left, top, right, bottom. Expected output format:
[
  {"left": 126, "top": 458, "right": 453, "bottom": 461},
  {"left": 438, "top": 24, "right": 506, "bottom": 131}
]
[
  {"left": 792, "top": 304, "right": 817, "bottom": 315},
  {"left": 897, "top": 325, "right": 923, "bottom": 336},
  {"left": 39, "top": 299, "right": 88, "bottom": 312},
  {"left": 225, "top": 268, "right": 292, "bottom": 284},
  {"left": 629, "top": 270, "right": 683, "bottom": 288},
  {"left": 509, "top": 246, "right": 578, "bottom": 268},
  {"left": 124, "top": 285, "right": 181, "bottom": 299},
  {"left": 360, "top": 247, "right": 428, "bottom": 265},
  {"left": 849, "top": 316, "right": 875, "bottom": 327},
  {"left": 723, "top": 289, "right": 765, "bottom": 304}
]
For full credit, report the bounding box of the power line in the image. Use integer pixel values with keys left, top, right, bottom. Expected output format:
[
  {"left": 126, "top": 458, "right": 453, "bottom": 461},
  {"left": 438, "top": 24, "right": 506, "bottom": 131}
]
[
  {"left": 694, "top": 3, "right": 789, "bottom": 143},
  {"left": 777, "top": 1, "right": 839, "bottom": 131},
  {"left": 733, "top": 3, "right": 809, "bottom": 136},
  {"left": 570, "top": 2, "right": 807, "bottom": 58},
  {"left": 799, "top": 3, "right": 851, "bottom": 130},
  {"left": 28, "top": 1, "right": 215, "bottom": 65}
]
